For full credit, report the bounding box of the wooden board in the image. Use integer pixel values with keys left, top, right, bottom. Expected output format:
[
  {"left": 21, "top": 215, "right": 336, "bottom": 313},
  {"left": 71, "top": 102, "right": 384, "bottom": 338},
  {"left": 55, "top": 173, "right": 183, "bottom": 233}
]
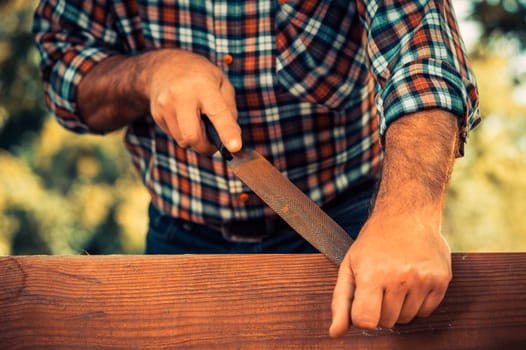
[{"left": 1, "top": 253, "right": 526, "bottom": 349}]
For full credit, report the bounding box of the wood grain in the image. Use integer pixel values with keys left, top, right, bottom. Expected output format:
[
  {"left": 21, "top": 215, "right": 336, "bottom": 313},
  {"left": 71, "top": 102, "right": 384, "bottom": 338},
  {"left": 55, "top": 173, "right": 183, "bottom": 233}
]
[{"left": 1, "top": 253, "right": 525, "bottom": 349}]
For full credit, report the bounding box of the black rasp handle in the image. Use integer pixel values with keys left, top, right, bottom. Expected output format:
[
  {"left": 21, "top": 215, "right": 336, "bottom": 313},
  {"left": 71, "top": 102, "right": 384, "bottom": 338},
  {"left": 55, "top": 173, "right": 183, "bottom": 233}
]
[{"left": 202, "top": 114, "right": 233, "bottom": 161}]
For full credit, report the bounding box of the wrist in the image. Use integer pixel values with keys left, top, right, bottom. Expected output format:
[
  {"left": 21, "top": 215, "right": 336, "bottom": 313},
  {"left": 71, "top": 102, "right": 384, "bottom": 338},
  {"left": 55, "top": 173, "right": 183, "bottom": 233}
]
[
  {"left": 373, "top": 177, "right": 446, "bottom": 212},
  {"left": 132, "top": 50, "right": 162, "bottom": 103},
  {"left": 372, "top": 185, "right": 445, "bottom": 221},
  {"left": 367, "top": 198, "right": 444, "bottom": 242}
]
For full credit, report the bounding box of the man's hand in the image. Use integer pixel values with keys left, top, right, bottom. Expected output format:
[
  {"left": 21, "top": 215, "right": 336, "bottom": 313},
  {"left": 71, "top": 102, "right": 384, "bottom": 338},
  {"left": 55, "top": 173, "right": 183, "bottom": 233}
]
[
  {"left": 329, "top": 110, "right": 459, "bottom": 337},
  {"left": 147, "top": 49, "right": 241, "bottom": 154},
  {"left": 329, "top": 208, "right": 452, "bottom": 336},
  {"left": 78, "top": 49, "right": 241, "bottom": 154}
]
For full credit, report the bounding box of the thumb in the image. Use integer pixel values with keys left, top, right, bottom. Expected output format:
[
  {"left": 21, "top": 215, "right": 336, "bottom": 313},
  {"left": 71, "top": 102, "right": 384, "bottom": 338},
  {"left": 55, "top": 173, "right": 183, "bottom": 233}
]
[{"left": 329, "top": 259, "right": 355, "bottom": 338}]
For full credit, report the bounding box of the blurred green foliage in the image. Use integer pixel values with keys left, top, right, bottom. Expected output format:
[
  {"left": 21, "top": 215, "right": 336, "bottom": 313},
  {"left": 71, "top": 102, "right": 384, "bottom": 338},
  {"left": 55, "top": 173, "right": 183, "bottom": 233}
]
[
  {"left": 0, "top": 0, "right": 525, "bottom": 255},
  {"left": 0, "top": 0, "right": 149, "bottom": 255}
]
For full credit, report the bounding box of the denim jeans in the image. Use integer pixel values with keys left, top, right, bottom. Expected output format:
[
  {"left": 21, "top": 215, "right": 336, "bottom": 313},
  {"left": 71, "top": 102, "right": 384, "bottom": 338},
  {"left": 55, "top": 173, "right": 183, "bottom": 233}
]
[{"left": 145, "top": 187, "right": 374, "bottom": 255}]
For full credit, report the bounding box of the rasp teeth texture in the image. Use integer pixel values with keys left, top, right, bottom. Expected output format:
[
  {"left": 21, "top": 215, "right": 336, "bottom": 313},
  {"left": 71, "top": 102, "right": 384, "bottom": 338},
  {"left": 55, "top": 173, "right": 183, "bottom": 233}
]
[{"left": 229, "top": 150, "right": 352, "bottom": 265}]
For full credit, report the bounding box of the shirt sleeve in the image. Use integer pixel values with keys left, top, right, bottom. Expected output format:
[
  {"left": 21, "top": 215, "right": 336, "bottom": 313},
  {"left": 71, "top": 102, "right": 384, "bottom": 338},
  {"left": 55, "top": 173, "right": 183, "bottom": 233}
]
[
  {"left": 357, "top": 0, "right": 481, "bottom": 156},
  {"left": 32, "top": 0, "right": 120, "bottom": 134}
]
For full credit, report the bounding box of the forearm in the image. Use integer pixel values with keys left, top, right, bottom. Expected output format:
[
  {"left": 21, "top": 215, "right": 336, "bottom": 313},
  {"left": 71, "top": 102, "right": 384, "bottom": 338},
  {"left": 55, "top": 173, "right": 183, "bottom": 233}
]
[
  {"left": 330, "top": 109, "right": 458, "bottom": 335},
  {"left": 77, "top": 51, "right": 157, "bottom": 132},
  {"left": 374, "top": 109, "right": 459, "bottom": 218}
]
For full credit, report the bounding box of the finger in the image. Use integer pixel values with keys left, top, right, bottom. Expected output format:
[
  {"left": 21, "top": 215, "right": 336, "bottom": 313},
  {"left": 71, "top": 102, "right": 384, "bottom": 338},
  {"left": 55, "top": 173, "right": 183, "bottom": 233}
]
[
  {"left": 329, "top": 262, "right": 355, "bottom": 338},
  {"left": 417, "top": 284, "right": 448, "bottom": 318},
  {"left": 351, "top": 281, "right": 383, "bottom": 330},
  {"left": 151, "top": 92, "right": 186, "bottom": 143},
  {"left": 200, "top": 88, "right": 241, "bottom": 153},
  {"left": 174, "top": 101, "right": 216, "bottom": 154},
  {"left": 150, "top": 98, "right": 171, "bottom": 136},
  {"left": 378, "top": 287, "right": 407, "bottom": 329},
  {"left": 153, "top": 112, "right": 170, "bottom": 135},
  {"left": 220, "top": 78, "right": 238, "bottom": 121},
  {"left": 159, "top": 111, "right": 184, "bottom": 145},
  {"left": 397, "top": 289, "right": 426, "bottom": 324}
]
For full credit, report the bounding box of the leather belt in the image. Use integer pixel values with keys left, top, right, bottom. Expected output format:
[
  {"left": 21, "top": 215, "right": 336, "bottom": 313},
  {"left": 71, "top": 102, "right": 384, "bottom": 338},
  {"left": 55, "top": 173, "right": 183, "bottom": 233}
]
[
  {"left": 209, "top": 217, "right": 288, "bottom": 243},
  {"left": 209, "top": 178, "right": 376, "bottom": 243}
]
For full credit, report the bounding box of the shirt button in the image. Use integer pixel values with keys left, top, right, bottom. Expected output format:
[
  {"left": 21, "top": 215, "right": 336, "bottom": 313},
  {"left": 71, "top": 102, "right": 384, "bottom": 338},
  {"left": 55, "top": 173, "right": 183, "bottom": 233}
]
[
  {"left": 223, "top": 54, "right": 234, "bottom": 65},
  {"left": 239, "top": 193, "right": 249, "bottom": 203}
]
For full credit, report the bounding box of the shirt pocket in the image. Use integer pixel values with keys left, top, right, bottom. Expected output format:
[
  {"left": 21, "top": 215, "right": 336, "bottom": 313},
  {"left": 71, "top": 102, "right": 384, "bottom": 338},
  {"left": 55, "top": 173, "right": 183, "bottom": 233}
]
[{"left": 274, "top": 0, "right": 361, "bottom": 110}]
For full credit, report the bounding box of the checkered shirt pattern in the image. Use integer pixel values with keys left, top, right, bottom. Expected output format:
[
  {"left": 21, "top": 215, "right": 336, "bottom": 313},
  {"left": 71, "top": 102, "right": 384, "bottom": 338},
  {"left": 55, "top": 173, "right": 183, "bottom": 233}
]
[{"left": 33, "top": 0, "right": 480, "bottom": 224}]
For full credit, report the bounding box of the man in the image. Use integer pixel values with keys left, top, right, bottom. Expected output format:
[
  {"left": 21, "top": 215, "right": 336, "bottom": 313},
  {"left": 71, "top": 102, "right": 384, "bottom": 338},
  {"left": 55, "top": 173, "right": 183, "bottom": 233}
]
[{"left": 33, "top": 0, "right": 480, "bottom": 336}]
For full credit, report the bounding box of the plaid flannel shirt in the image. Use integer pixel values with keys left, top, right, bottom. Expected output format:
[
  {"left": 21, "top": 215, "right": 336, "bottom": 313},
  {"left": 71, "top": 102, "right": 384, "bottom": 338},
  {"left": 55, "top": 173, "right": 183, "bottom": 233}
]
[{"left": 33, "top": 0, "right": 480, "bottom": 224}]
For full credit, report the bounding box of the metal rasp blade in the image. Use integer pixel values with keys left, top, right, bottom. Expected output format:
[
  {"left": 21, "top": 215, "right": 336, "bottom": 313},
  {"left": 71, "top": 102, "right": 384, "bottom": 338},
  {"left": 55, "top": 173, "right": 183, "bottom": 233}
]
[
  {"left": 203, "top": 115, "right": 352, "bottom": 264},
  {"left": 229, "top": 150, "right": 353, "bottom": 264}
]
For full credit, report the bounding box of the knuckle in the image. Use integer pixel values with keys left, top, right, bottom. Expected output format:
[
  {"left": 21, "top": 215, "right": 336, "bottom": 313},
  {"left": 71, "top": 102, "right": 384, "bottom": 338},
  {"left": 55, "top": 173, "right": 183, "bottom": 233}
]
[
  {"left": 442, "top": 269, "right": 453, "bottom": 283},
  {"left": 176, "top": 139, "right": 189, "bottom": 148},
  {"left": 155, "top": 93, "right": 169, "bottom": 109},
  {"left": 206, "top": 101, "right": 229, "bottom": 117},
  {"left": 366, "top": 266, "right": 411, "bottom": 289},
  {"left": 180, "top": 131, "right": 200, "bottom": 146},
  {"left": 394, "top": 266, "right": 415, "bottom": 284},
  {"left": 223, "top": 80, "right": 236, "bottom": 95},
  {"left": 209, "top": 64, "right": 225, "bottom": 78},
  {"left": 355, "top": 269, "right": 378, "bottom": 286},
  {"left": 424, "top": 269, "right": 452, "bottom": 286}
]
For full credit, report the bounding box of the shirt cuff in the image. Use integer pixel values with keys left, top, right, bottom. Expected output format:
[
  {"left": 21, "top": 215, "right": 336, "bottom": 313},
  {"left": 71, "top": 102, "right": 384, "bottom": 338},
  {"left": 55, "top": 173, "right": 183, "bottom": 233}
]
[
  {"left": 46, "top": 47, "right": 115, "bottom": 134},
  {"left": 376, "top": 58, "right": 481, "bottom": 156}
]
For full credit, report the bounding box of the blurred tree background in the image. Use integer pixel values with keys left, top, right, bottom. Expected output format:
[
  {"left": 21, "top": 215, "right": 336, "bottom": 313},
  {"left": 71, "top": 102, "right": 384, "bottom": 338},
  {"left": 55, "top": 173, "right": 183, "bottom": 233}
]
[
  {"left": 0, "top": 0, "right": 149, "bottom": 255},
  {"left": 0, "top": 0, "right": 525, "bottom": 255}
]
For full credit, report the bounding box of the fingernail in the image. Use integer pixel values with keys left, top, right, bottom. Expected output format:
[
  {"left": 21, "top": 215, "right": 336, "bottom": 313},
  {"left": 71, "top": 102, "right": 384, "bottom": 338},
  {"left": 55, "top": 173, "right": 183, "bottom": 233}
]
[{"left": 228, "top": 139, "right": 240, "bottom": 151}]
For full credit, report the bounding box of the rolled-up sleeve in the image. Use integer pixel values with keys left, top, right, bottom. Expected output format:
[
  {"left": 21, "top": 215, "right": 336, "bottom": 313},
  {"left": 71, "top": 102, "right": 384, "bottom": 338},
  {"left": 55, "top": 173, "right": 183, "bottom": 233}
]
[
  {"left": 357, "top": 0, "right": 481, "bottom": 156},
  {"left": 33, "top": 0, "right": 119, "bottom": 134}
]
